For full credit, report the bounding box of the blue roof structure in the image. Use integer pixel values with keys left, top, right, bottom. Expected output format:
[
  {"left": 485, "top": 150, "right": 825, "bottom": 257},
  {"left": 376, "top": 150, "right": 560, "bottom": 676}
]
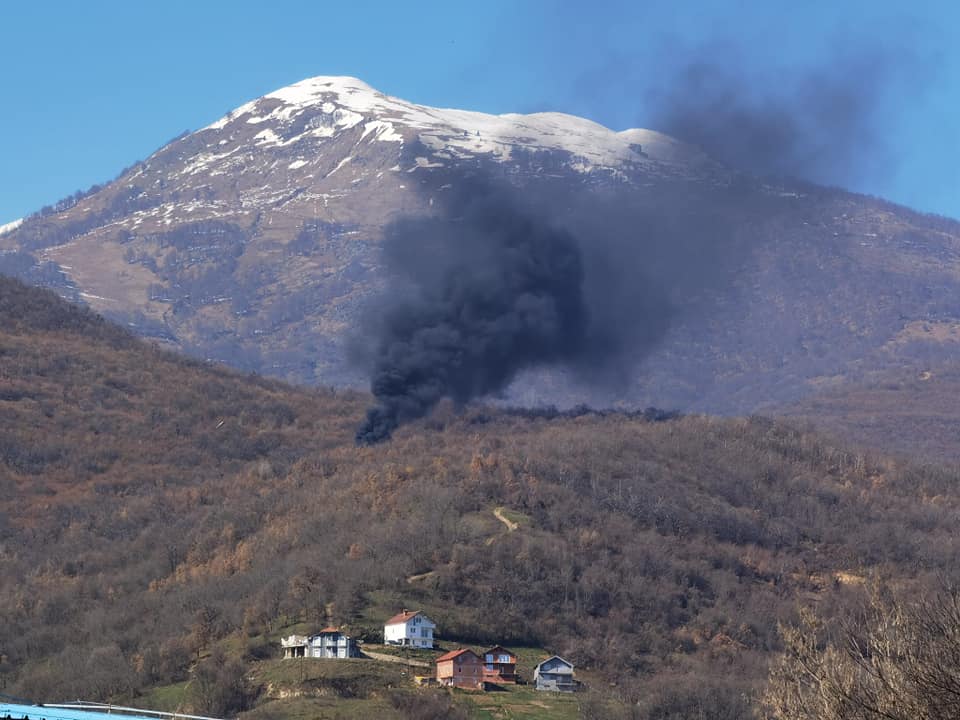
[
  {"left": 0, "top": 703, "right": 223, "bottom": 720},
  {"left": 1, "top": 704, "right": 156, "bottom": 720}
]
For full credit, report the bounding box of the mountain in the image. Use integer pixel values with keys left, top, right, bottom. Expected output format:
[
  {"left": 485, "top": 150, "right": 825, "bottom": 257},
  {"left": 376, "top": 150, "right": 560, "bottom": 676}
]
[
  {"left": 3, "top": 76, "right": 960, "bottom": 416},
  {"left": 4, "top": 277, "right": 960, "bottom": 717}
]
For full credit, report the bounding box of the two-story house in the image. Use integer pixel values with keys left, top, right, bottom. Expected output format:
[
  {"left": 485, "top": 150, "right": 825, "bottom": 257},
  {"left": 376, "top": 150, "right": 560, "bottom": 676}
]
[
  {"left": 308, "top": 627, "right": 361, "bottom": 658},
  {"left": 533, "top": 655, "right": 576, "bottom": 692},
  {"left": 281, "top": 628, "right": 360, "bottom": 659},
  {"left": 481, "top": 645, "right": 518, "bottom": 683},
  {"left": 436, "top": 648, "right": 483, "bottom": 689},
  {"left": 383, "top": 609, "right": 436, "bottom": 649}
]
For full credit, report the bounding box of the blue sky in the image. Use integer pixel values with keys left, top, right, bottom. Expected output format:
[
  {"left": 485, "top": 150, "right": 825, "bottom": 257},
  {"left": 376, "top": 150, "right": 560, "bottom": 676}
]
[{"left": 2, "top": 0, "right": 958, "bottom": 222}]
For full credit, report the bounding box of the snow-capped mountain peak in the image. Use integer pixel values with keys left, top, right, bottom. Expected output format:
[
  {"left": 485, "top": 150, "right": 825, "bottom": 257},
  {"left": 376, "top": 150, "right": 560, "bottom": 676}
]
[
  {"left": 1, "top": 75, "right": 722, "bottom": 391},
  {"left": 202, "top": 75, "right": 703, "bottom": 171}
]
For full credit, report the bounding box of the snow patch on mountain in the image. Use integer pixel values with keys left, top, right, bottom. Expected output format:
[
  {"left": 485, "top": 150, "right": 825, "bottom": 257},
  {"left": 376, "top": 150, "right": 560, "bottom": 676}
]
[
  {"left": 327, "top": 156, "right": 352, "bottom": 177},
  {"left": 205, "top": 99, "right": 259, "bottom": 131},
  {"left": 362, "top": 120, "right": 403, "bottom": 143},
  {"left": 0, "top": 218, "right": 23, "bottom": 236}
]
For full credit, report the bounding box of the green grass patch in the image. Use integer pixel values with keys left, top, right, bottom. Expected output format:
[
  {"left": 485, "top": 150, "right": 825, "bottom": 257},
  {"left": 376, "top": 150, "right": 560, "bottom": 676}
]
[
  {"left": 255, "top": 657, "right": 410, "bottom": 697},
  {"left": 135, "top": 680, "right": 190, "bottom": 713},
  {"left": 243, "top": 696, "right": 405, "bottom": 720},
  {"left": 362, "top": 643, "right": 440, "bottom": 661},
  {"left": 461, "top": 684, "right": 580, "bottom": 720}
]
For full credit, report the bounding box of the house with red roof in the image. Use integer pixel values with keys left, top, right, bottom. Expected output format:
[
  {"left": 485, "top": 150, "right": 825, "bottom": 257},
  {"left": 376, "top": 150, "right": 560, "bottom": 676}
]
[
  {"left": 384, "top": 609, "right": 436, "bottom": 648},
  {"left": 436, "top": 648, "right": 484, "bottom": 689},
  {"left": 481, "top": 645, "right": 518, "bottom": 683}
]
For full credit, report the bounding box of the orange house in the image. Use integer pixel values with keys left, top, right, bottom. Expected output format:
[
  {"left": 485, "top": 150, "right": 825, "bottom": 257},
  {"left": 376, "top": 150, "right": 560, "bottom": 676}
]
[
  {"left": 481, "top": 645, "right": 518, "bottom": 683},
  {"left": 436, "top": 648, "right": 484, "bottom": 690}
]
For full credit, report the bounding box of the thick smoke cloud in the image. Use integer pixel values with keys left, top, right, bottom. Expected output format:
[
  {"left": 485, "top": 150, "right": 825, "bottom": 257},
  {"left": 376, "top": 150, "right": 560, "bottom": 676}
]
[
  {"left": 356, "top": 180, "right": 592, "bottom": 444},
  {"left": 353, "top": 34, "right": 934, "bottom": 442},
  {"left": 354, "top": 170, "right": 755, "bottom": 442},
  {"left": 643, "top": 40, "right": 917, "bottom": 187}
]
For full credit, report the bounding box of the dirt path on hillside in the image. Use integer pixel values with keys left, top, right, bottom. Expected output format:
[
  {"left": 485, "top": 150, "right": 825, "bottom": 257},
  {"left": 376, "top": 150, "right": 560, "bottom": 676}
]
[
  {"left": 362, "top": 649, "right": 431, "bottom": 668},
  {"left": 494, "top": 506, "right": 519, "bottom": 532},
  {"left": 406, "top": 570, "right": 437, "bottom": 584}
]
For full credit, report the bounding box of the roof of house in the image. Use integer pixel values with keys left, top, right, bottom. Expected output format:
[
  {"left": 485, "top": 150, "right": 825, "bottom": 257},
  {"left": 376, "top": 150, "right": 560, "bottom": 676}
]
[
  {"left": 534, "top": 655, "right": 575, "bottom": 673},
  {"left": 436, "top": 648, "right": 480, "bottom": 663},
  {"left": 317, "top": 626, "right": 342, "bottom": 634},
  {"left": 385, "top": 609, "right": 428, "bottom": 626},
  {"left": 482, "top": 645, "right": 517, "bottom": 660}
]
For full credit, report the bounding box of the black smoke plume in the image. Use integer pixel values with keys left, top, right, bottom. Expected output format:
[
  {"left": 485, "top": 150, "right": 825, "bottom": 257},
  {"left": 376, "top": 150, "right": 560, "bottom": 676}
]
[
  {"left": 354, "top": 35, "right": 934, "bottom": 442},
  {"left": 642, "top": 40, "right": 920, "bottom": 187},
  {"left": 356, "top": 180, "right": 592, "bottom": 444},
  {"left": 353, "top": 169, "right": 756, "bottom": 442}
]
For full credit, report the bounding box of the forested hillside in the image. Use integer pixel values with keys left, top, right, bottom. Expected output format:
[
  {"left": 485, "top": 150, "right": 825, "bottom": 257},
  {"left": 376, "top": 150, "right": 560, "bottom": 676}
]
[
  {"left": 778, "top": 360, "right": 960, "bottom": 464},
  {"left": 2, "top": 276, "right": 959, "bottom": 718}
]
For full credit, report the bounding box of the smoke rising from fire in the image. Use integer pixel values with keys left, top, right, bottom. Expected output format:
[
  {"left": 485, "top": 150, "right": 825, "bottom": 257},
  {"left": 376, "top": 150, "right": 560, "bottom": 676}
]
[
  {"left": 641, "top": 39, "right": 924, "bottom": 188},
  {"left": 355, "top": 180, "right": 591, "bottom": 444},
  {"left": 354, "top": 169, "right": 758, "bottom": 443},
  {"left": 354, "top": 38, "right": 928, "bottom": 442}
]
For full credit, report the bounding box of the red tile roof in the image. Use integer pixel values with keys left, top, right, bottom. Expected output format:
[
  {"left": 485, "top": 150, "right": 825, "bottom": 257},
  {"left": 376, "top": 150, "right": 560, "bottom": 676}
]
[
  {"left": 318, "top": 626, "right": 341, "bottom": 634},
  {"left": 385, "top": 609, "right": 421, "bottom": 626},
  {"left": 436, "top": 648, "right": 479, "bottom": 663}
]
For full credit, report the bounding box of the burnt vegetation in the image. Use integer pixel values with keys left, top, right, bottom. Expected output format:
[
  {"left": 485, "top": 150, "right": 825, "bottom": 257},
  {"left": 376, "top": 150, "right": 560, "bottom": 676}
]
[{"left": 2, "top": 276, "right": 960, "bottom": 717}]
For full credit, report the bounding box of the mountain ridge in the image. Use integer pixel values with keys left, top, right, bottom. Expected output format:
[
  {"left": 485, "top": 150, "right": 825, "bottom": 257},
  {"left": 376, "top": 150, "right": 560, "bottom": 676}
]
[
  {"left": 3, "top": 75, "right": 960, "bottom": 419},
  {"left": 201, "top": 74, "right": 704, "bottom": 168}
]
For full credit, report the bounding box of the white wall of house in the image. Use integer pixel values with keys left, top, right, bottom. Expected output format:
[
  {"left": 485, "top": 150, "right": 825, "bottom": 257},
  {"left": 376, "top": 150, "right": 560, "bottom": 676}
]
[{"left": 384, "top": 613, "right": 436, "bottom": 648}]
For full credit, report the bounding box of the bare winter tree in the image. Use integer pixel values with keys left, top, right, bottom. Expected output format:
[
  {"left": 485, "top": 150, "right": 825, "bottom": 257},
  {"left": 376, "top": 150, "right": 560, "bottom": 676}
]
[{"left": 764, "top": 583, "right": 960, "bottom": 720}]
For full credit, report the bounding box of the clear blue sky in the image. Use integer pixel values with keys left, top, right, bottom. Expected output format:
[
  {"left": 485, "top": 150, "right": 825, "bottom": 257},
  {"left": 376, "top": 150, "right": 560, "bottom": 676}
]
[{"left": 2, "top": 0, "right": 958, "bottom": 222}]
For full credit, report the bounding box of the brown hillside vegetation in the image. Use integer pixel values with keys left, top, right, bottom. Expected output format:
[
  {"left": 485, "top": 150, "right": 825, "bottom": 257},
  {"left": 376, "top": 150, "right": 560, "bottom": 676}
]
[
  {"left": 778, "top": 361, "right": 960, "bottom": 465},
  {"left": 2, "top": 275, "right": 960, "bottom": 717}
]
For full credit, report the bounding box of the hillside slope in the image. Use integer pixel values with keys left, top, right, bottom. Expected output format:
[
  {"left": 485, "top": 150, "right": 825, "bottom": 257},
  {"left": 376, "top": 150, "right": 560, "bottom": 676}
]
[
  {"left": 3, "top": 277, "right": 960, "bottom": 717},
  {"left": 3, "top": 77, "right": 960, "bottom": 415},
  {"left": 776, "top": 360, "right": 960, "bottom": 464}
]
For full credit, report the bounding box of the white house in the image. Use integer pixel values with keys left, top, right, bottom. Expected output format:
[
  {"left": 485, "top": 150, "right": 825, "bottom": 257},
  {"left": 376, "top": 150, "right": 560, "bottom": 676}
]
[{"left": 384, "top": 609, "right": 436, "bottom": 648}]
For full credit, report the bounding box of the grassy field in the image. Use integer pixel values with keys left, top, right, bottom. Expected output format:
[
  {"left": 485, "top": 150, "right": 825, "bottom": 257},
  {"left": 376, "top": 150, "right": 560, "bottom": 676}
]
[
  {"left": 460, "top": 685, "right": 580, "bottom": 720},
  {"left": 244, "top": 695, "right": 406, "bottom": 720},
  {"left": 256, "top": 657, "right": 410, "bottom": 691},
  {"left": 135, "top": 681, "right": 190, "bottom": 713}
]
